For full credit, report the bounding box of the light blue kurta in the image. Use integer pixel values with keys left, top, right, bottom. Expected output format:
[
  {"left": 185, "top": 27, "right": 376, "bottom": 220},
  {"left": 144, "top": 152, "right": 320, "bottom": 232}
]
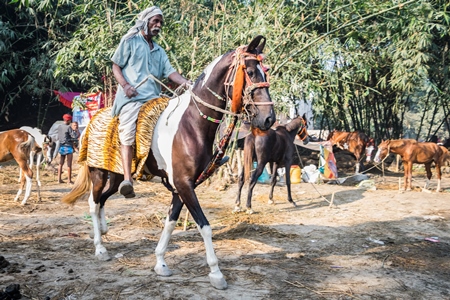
[{"left": 111, "top": 32, "right": 176, "bottom": 116}]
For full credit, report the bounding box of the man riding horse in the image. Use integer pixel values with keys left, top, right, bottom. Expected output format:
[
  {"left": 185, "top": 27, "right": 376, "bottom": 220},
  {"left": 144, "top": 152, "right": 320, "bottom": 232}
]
[{"left": 111, "top": 6, "right": 191, "bottom": 198}]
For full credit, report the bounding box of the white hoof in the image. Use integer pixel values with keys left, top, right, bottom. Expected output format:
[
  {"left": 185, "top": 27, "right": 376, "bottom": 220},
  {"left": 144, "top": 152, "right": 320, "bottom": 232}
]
[
  {"left": 246, "top": 209, "right": 254, "bottom": 215},
  {"left": 95, "top": 251, "right": 111, "bottom": 261},
  {"left": 154, "top": 264, "right": 173, "bottom": 276},
  {"left": 20, "top": 200, "right": 27, "bottom": 206},
  {"left": 268, "top": 200, "right": 274, "bottom": 205},
  {"left": 232, "top": 206, "right": 242, "bottom": 213},
  {"left": 209, "top": 271, "right": 227, "bottom": 290}
]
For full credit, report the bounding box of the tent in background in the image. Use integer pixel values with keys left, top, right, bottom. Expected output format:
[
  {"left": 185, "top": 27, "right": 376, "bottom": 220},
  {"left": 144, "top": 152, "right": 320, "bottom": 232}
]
[{"left": 54, "top": 91, "right": 104, "bottom": 128}]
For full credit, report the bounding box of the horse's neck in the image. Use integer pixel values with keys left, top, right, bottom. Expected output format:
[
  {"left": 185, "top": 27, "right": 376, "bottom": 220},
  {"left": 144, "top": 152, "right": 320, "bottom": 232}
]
[{"left": 389, "top": 142, "right": 406, "bottom": 154}]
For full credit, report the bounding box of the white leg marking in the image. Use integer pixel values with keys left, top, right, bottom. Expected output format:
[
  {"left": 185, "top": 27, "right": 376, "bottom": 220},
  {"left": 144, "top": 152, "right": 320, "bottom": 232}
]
[
  {"left": 198, "top": 225, "right": 227, "bottom": 289},
  {"left": 424, "top": 179, "right": 430, "bottom": 190},
  {"left": 21, "top": 175, "right": 32, "bottom": 205},
  {"left": 14, "top": 187, "right": 23, "bottom": 202},
  {"left": 99, "top": 206, "right": 108, "bottom": 235},
  {"left": 436, "top": 179, "right": 441, "bottom": 192},
  {"left": 89, "top": 192, "right": 110, "bottom": 261},
  {"left": 154, "top": 218, "right": 176, "bottom": 276}
]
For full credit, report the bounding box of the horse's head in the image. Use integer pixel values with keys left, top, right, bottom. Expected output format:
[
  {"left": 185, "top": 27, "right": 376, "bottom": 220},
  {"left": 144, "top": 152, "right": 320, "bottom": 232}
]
[
  {"left": 45, "top": 136, "right": 58, "bottom": 164},
  {"left": 236, "top": 36, "right": 275, "bottom": 130},
  {"left": 374, "top": 139, "right": 390, "bottom": 163},
  {"left": 193, "top": 35, "right": 275, "bottom": 131}
]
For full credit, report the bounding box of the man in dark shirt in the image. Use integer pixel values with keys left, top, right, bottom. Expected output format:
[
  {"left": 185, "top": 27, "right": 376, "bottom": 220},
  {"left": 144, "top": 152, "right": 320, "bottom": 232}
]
[{"left": 57, "top": 114, "right": 75, "bottom": 184}]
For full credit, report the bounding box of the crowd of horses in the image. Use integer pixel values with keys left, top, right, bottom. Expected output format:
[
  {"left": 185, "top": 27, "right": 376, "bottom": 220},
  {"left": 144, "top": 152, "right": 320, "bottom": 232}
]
[{"left": 1, "top": 35, "right": 450, "bottom": 290}]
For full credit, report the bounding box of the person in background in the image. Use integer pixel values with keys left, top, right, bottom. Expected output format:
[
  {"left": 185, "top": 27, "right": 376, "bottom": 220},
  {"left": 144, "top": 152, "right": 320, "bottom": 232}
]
[
  {"left": 57, "top": 114, "right": 75, "bottom": 184},
  {"left": 111, "top": 6, "right": 191, "bottom": 198},
  {"left": 70, "top": 121, "right": 81, "bottom": 152}
]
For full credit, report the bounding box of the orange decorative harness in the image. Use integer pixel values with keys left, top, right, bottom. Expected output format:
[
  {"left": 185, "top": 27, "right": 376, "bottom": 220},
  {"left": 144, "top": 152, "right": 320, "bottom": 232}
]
[{"left": 195, "top": 46, "right": 273, "bottom": 186}]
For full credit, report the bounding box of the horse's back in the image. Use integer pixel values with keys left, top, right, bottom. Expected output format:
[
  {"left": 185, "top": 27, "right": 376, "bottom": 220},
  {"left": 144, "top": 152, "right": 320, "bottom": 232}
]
[{"left": 407, "top": 141, "right": 442, "bottom": 163}]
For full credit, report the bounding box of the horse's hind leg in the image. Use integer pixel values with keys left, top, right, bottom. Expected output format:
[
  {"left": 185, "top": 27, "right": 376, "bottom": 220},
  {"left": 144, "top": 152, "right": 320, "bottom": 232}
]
[
  {"left": 436, "top": 164, "right": 442, "bottom": 192},
  {"left": 96, "top": 173, "right": 122, "bottom": 235},
  {"left": 89, "top": 169, "right": 110, "bottom": 261},
  {"left": 246, "top": 163, "right": 265, "bottom": 213},
  {"left": 268, "top": 163, "right": 278, "bottom": 205},
  {"left": 154, "top": 192, "right": 184, "bottom": 276},
  {"left": 15, "top": 160, "right": 33, "bottom": 205},
  {"left": 284, "top": 163, "right": 297, "bottom": 207}
]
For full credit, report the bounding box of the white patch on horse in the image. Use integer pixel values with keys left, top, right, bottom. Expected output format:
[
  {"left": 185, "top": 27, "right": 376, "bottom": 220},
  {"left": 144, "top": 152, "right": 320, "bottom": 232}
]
[
  {"left": 257, "top": 64, "right": 266, "bottom": 81},
  {"left": 152, "top": 91, "right": 192, "bottom": 186},
  {"left": 201, "top": 55, "right": 223, "bottom": 87}
]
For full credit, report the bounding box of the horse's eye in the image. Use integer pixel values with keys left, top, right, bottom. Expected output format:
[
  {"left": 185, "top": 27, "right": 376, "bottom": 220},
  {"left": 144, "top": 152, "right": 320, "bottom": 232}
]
[{"left": 247, "top": 70, "right": 254, "bottom": 77}]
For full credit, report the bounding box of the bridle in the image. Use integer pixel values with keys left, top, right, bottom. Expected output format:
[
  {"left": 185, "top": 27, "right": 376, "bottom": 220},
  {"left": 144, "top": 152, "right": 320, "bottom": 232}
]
[
  {"left": 224, "top": 45, "right": 273, "bottom": 115},
  {"left": 194, "top": 44, "right": 273, "bottom": 186}
]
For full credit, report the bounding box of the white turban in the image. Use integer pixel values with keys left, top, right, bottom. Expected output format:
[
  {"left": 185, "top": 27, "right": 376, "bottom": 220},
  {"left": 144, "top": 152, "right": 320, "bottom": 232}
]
[{"left": 122, "top": 6, "right": 164, "bottom": 40}]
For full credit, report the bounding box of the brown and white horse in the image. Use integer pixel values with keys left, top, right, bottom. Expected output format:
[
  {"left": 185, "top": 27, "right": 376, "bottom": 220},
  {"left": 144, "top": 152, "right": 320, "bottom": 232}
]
[
  {"left": 234, "top": 115, "right": 309, "bottom": 213},
  {"left": 374, "top": 139, "right": 444, "bottom": 192},
  {"left": 0, "top": 127, "right": 50, "bottom": 205},
  {"left": 61, "top": 36, "right": 275, "bottom": 289},
  {"left": 327, "top": 130, "right": 369, "bottom": 173}
]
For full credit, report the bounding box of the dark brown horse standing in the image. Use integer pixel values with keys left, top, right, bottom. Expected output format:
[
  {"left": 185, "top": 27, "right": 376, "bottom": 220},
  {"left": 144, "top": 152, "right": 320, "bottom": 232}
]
[
  {"left": 374, "top": 139, "right": 444, "bottom": 192},
  {"left": 234, "top": 115, "right": 309, "bottom": 213},
  {"left": 0, "top": 128, "right": 50, "bottom": 205},
  {"left": 61, "top": 36, "right": 275, "bottom": 289},
  {"left": 327, "top": 130, "right": 369, "bottom": 173}
]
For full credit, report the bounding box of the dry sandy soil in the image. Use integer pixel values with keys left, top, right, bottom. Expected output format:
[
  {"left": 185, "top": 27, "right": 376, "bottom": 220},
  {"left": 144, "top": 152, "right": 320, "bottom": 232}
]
[{"left": 1, "top": 152, "right": 450, "bottom": 300}]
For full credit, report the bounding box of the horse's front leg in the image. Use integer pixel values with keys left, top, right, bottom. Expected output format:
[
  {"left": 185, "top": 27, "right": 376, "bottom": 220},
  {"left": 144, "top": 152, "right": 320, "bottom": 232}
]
[
  {"left": 154, "top": 192, "right": 184, "bottom": 277},
  {"left": 234, "top": 168, "right": 245, "bottom": 212},
  {"left": 404, "top": 162, "right": 412, "bottom": 191},
  {"left": 176, "top": 185, "right": 227, "bottom": 290},
  {"left": 246, "top": 162, "right": 265, "bottom": 213},
  {"left": 35, "top": 153, "right": 42, "bottom": 201}
]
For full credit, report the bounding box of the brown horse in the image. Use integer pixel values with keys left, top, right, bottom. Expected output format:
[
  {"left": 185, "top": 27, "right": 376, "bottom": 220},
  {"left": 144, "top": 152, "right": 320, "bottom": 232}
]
[
  {"left": 374, "top": 139, "right": 444, "bottom": 192},
  {"left": 0, "top": 128, "right": 50, "bottom": 205},
  {"left": 327, "top": 130, "right": 369, "bottom": 173},
  {"left": 61, "top": 36, "right": 275, "bottom": 290},
  {"left": 234, "top": 115, "right": 309, "bottom": 213}
]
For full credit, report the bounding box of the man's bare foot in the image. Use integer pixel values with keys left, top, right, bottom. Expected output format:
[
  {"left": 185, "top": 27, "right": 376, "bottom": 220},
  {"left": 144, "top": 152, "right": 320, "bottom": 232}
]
[
  {"left": 68, "top": 181, "right": 74, "bottom": 185},
  {"left": 58, "top": 180, "right": 65, "bottom": 184}
]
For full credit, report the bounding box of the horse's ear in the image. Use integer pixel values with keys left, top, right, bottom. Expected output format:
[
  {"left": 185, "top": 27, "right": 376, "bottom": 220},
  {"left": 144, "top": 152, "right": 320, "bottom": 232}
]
[{"left": 247, "top": 35, "right": 266, "bottom": 54}]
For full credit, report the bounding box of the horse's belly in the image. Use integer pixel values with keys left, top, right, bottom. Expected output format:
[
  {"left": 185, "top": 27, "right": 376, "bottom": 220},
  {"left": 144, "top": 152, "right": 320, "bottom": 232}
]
[{"left": 151, "top": 92, "right": 191, "bottom": 185}]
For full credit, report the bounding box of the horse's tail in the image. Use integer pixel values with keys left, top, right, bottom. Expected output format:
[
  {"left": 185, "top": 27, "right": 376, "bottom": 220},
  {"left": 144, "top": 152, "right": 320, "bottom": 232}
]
[
  {"left": 243, "top": 137, "right": 255, "bottom": 182},
  {"left": 19, "top": 135, "right": 35, "bottom": 156},
  {"left": 61, "top": 161, "right": 91, "bottom": 205}
]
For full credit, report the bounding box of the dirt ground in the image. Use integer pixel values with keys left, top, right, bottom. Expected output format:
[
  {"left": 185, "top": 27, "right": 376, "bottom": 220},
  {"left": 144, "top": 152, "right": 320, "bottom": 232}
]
[{"left": 1, "top": 151, "right": 450, "bottom": 300}]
